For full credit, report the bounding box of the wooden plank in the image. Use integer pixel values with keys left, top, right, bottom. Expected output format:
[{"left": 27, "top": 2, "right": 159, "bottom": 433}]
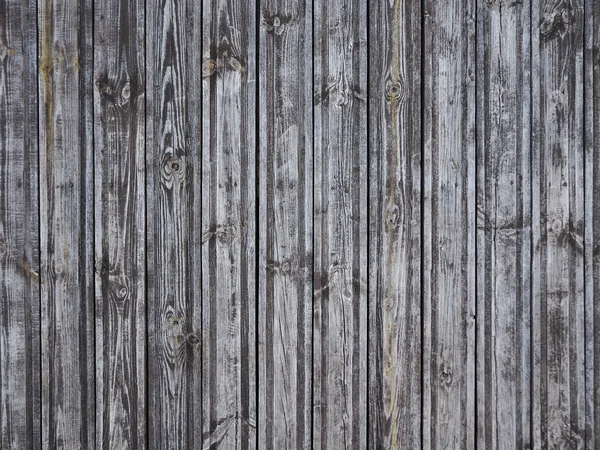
[
  {"left": 313, "top": 0, "right": 367, "bottom": 447},
  {"left": 475, "top": 1, "right": 532, "bottom": 448},
  {"left": 201, "top": 0, "right": 257, "bottom": 448},
  {"left": 366, "top": 0, "right": 421, "bottom": 447},
  {"left": 146, "top": 0, "right": 203, "bottom": 446},
  {"left": 39, "top": 0, "right": 95, "bottom": 446},
  {"left": 0, "top": 0, "right": 40, "bottom": 446},
  {"left": 258, "top": 0, "right": 313, "bottom": 448},
  {"left": 93, "top": 0, "right": 146, "bottom": 446},
  {"left": 585, "top": 0, "right": 600, "bottom": 446},
  {"left": 422, "top": 0, "right": 476, "bottom": 448},
  {"left": 531, "top": 0, "right": 586, "bottom": 448}
]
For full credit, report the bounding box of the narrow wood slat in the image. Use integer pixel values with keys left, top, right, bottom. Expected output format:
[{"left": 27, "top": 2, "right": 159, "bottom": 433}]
[
  {"left": 475, "top": 1, "right": 532, "bottom": 448},
  {"left": 422, "top": 0, "right": 477, "bottom": 448},
  {"left": 146, "top": 0, "right": 203, "bottom": 446},
  {"left": 585, "top": 0, "right": 600, "bottom": 446},
  {"left": 258, "top": 0, "right": 313, "bottom": 448},
  {"left": 0, "top": 0, "right": 40, "bottom": 446},
  {"left": 39, "top": 0, "right": 95, "bottom": 447},
  {"left": 531, "top": 0, "right": 586, "bottom": 448},
  {"left": 93, "top": 0, "right": 146, "bottom": 446},
  {"left": 201, "top": 0, "right": 257, "bottom": 448},
  {"left": 367, "top": 0, "right": 421, "bottom": 447},
  {"left": 313, "top": 0, "right": 368, "bottom": 447}
]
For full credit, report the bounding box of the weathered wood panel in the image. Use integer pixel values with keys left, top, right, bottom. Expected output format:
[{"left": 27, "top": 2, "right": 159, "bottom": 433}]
[
  {"left": 475, "top": 1, "right": 532, "bottom": 448},
  {"left": 39, "top": 0, "right": 95, "bottom": 446},
  {"left": 313, "top": 0, "right": 368, "bottom": 447},
  {"left": 422, "top": 0, "right": 477, "bottom": 448},
  {"left": 0, "top": 0, "right": 40, "bottom": 446},
  {"left": 146, "top": 0, "right": 203, "bottom": 446},
  {"left": 531, "top": 0, "right": 586, "bottom": 448},
  {"left": 201, "top": 0, "right": 257, "bottom": 448},
  {"left": 585, "top": 0, "right": 600, "bottom": 446},
  {"left": 367, "top": 0, "right": 421, "bottom": 447},
  {"left": 258, "top": 0, "right": 313, "bottom": 448},
  {"left": 93, "top": 0, "right": 146, "bottom": 446}
]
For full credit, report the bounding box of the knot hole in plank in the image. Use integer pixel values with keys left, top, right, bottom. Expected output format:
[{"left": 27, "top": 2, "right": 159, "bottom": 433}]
[{"left": 385, "top": 77, "right": 406, "bottom": 104}]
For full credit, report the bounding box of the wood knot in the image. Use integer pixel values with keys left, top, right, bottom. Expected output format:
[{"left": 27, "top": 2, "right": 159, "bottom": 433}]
[
  {"left": 261, "top": 13, "right": 291, "bottom": 35},
  {"left": 540, "top": 1, "right": 574, "bottom": 41},
  {"left": 385, "top": 79, "right": 405, "bottom": 103},
  {"left": 187, "top": 333, "right": 200, "bottom": 345},
  {"left": 386, "top": 204, "right": 401, "bottom": 229},
  {"left": 439, "top": 363, "right": 453, "bottom": 387},
  {"left": 202, "top": 59, "right": 216, "bottom": 78}
]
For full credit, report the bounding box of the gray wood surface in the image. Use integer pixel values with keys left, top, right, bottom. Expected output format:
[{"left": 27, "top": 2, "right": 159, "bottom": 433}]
[
  {"left": 313, "top": 0, "right": 368, "bottom": 448},
  {"left": 585, "top": 0, "right": 600, "bottom": 447},
  {"left": 94, "top": 0, "right": 146, "bottom": 446},
  {"left": 367, "top": 0, "right": 421, "bottom": 447},
  {"left": 0, "top": 1, "right": 599, "bottom": 448},
  {"left": 0, "top": 0, "right": 40, "bottom": 447},
  {"left": 146, "top": 0, "right": 203, "bottom": 447},
  {"left": 476, "top": 1, "right": 532, "bottom": 448},
  {"left": 201, "top": 0, "right": 257, "bottom": 448},
  {"left": 258, "top": 0, "right": 313, "bottom": 448},
  {"left": 422, "top": 0, "right": 476, "bottom": 448},
  {"left": 39, "top": 0, "right": 95, "bottom": 447},
  {"left": 531, "top": 0, "right": 586, "bottom": 448}
]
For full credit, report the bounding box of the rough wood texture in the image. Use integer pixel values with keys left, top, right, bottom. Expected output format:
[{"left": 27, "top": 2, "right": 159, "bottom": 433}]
[
  {"left": 201, "top": 0, "right": 257, "bottom": 448},
  {"left": 313, "top": 0, "right": 368, "bottom": 448},
  {"left": 475, "top": 1, "right": 532, "bottom": 448},
  {"left": 367, "top": 0, "right": 421, "bottom": 447},
  {"left": 93, "top": 0, "right": 146, "bottom": 446},
  {"left": 2, "top": 1, "right": 600, "bottom": 448},
  {"left": 0, "top": 0, "right": 40, "bottom": 447},
  {"left": 531, "top": 0, "right": 586, "bottom": 448},
  {"left": 146, "top": 0, "right": 203, "bottom": 447},
  {"left": 585, "top": 0, "right": 600, "bottom": 447},
  {"left": 422, "top": 0, "right": 476, "bottom": 448},
  {"left": 258, "top": 0, "right": 313, "bottom": 448},
  {"left": 39, "top": 0, "right": 95, "bottom": 447}
]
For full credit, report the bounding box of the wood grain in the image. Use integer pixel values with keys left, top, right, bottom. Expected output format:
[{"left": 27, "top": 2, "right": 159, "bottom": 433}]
[
  {"left": 258, "top": 0, "right": 313, "bottom": 448},
  {"left": 313, "top": 0, "right": 368, "bottom": 447},
  {"left": 0, "top": 0, "right": 40, "bottom": 446},
  {"left": 422, "top": 0, "right": 477, "bottom": 448},
  {"left": 475, "top": 1, "right": 532, "bottom": 448},
  {"left": 585, "top": 0, "right": 600, "bottom": 446},
  {"left": 39, "top": 0, "right": 95, "bottom": 447},
  {"left": 146, "top": 0, "right": 203, "bottom": 447},
  {"left": 201, "top": 0, "right": 257, "bottom": 448},
  {"left": 531, "top": 0, "right": 586, "bottom": 448},
  {"left": 93, "top": 0, "right": 146, "bottom": 446},
  {"left": 367, "top": 0, "right": 421, "bottom": 447}
]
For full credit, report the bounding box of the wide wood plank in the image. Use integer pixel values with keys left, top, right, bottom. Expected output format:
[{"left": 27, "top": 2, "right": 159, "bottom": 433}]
[
  {"left": 585, "top": 0, "right": 600, "bottom": 446},
  {"left": 422, "top": 0, "right": 476, "bottom": 448},
  {"left": 146, "top": 0, "right": 203, "bottom": 447},
  {"left": 475, "top": 1, "right": 532, "bottom": 448},
  {"left": 39, "top": 0, "right": 95, "bottom": 446},
  {"left": 367, "top": 0, "right": 421, "bottom": 447},
  {"left": 313, "top": 0, "right": 367, "bottom": 447},
  {"left": 0, "top": 0, "right": 40, "bottom": 446},
  {"left": 258, "top": 0, "right": 313, "bottom": 448},
  {"left": 201, "top": 0, "right": 257, "bottom": 448},
  {"left": 93, "top": 0, "right": 146, "bottom": 446},
  {"left": 531, "top": 0, "right": 586, "bottom": 447}
]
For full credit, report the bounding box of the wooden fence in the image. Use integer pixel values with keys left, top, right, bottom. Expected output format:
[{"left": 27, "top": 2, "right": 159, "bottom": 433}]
[{"left": 0, "top": 0, "right": 598, "bottom": 448}]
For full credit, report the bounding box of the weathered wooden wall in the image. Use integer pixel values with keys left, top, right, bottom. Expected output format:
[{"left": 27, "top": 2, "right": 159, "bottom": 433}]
[{"left": 0, "top": 0, "right": 598, "bottom": 448}]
